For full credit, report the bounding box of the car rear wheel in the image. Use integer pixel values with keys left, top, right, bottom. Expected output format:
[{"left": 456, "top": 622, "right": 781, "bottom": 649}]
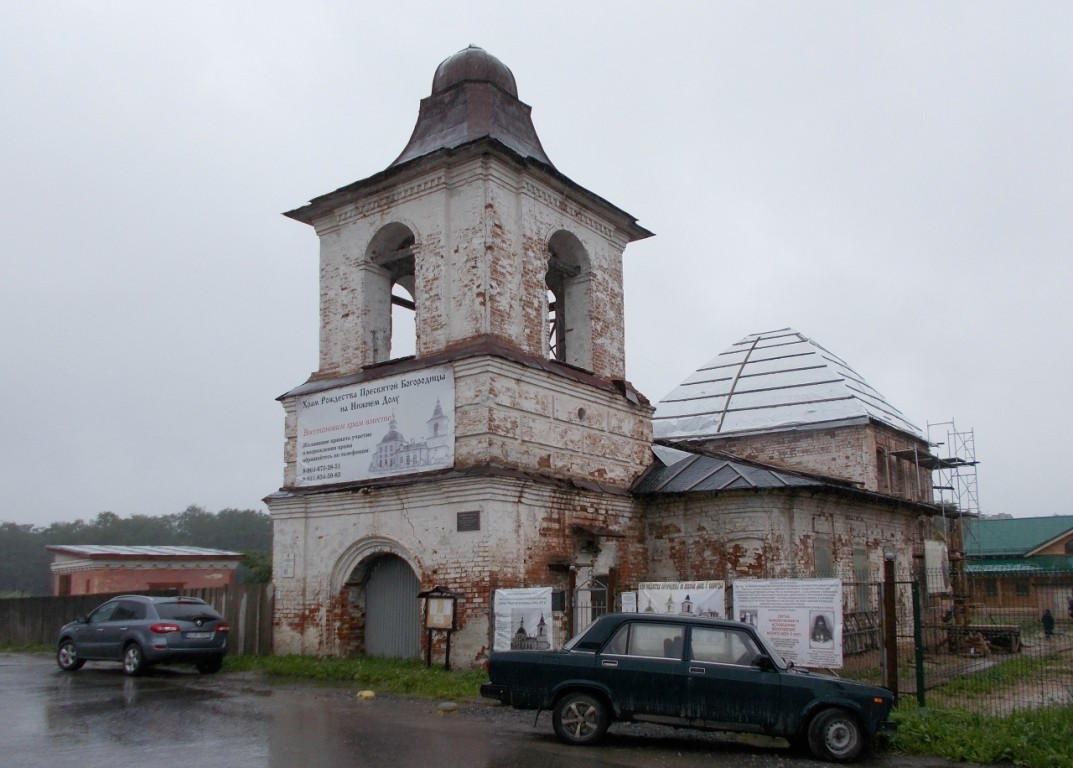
[
  {"left": 196, "top": 657, "right": 223, "bottom": 674},
  {"left": 56, "top": 640, "right": 85, "bottom": 671},
  {"left": 807, "top": 708, "right": 864, "bottom": 763},
  {"left": 552, "top": 692, "right": 610, "bottom": 745},
  {"left": 123, "top": 643, "right": 146, "bottom": 676}
]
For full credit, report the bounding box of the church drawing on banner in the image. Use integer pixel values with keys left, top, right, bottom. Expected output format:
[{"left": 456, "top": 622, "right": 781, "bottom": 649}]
[
  {"left": 510, "top": 614, "right": 552, "bottom": 651},
  {"left": 267, "top": 45, "right": 953, "bottom": 666},
  {"left": 368, "top": 401, "right": 451, "bottom": 475}
]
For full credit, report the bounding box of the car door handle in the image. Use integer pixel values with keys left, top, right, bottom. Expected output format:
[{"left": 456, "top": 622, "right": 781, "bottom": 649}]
[
  {"left": 601, "top": 659, "right": 619, "bottom": 667},
  {"left": 689, "top": 666, "right": 706, "bottom": 675}
]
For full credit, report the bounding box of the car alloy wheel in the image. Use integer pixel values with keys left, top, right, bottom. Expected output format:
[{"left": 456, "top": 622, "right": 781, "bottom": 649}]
[
  {"left": 123, "top": 643, "right": 146, "bottom": 676},
  {"left": 56, "top": 640, "right": 85, "bottom": 671},
  {"left": 552, "top": 692, "right": 610, "bottom": 745}
]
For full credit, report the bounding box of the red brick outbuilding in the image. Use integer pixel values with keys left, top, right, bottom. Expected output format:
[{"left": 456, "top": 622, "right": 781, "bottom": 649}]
[{"left": 47, "top": 545, "right": 243, "bottom": 596}]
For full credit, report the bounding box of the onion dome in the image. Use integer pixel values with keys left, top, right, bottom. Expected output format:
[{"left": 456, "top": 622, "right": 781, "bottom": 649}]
[
  {"left": 391, "top": 45, "right": 553, "bottom": 168},
  {"left": 432, "top": 45, "right": 517, "bottom": 97}
]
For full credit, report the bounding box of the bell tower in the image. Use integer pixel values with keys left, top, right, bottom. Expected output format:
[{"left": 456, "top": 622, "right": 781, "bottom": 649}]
[{"left": 269, "top": 46, "right": 653, "bottom": 661}]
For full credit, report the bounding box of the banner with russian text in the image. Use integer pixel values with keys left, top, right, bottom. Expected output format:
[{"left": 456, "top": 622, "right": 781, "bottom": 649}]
[
  {"left": 732, "top": 578, "right": 843, "bottom": 668},
  {"left": 637, "top": 581, "right": 726, "bottom": 618},
  {"left": 295, "top": 366, "right": 454, "bottom": 486}
]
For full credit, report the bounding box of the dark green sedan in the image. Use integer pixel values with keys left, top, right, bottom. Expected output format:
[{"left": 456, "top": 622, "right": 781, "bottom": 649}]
[{"left": 481, "top": 612, "right": 895, "bottom": 763}]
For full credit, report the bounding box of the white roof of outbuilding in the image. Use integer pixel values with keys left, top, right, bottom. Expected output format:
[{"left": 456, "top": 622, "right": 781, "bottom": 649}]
[{"left": 652, "top": 328, "right": 922, "bottom": 441}]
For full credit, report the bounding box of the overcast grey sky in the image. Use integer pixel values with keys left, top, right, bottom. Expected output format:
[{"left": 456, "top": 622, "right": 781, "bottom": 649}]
[{"left": 2, "top": 2, "right": 1070, "bottom": 527}]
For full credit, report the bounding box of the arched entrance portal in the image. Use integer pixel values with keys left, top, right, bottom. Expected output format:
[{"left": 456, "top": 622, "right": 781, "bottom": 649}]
[{"left": 363, "top": 554, "right": 420, "bottom": 658}]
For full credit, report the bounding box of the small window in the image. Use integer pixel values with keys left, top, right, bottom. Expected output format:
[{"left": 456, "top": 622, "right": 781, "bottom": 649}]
[
  {"left": 1014, "top": 579, "right": 1030, "bottom": 598},
  {"left": 853, "top": 547, "right": 871, "bottom": 609},
  {"left": 814, "top": 537, "right": 833, "bottom": 578},
  {"left": 982, "top": 578, "right": 998, "bottom": 597}
]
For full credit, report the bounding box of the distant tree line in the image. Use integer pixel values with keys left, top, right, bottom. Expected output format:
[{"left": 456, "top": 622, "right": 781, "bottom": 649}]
[{"left": 0, "top": 505, "right": 272, "bottom": 597}]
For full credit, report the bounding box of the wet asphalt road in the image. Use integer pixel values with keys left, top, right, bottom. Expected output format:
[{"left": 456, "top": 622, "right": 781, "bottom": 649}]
[{"left": 1, "top": 652, "right": 983, "bottom": 768}]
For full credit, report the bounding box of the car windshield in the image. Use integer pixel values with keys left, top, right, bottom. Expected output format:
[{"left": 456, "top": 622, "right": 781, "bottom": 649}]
[{"left": 562, "top": 623, "right": 597, "bottom": 651}]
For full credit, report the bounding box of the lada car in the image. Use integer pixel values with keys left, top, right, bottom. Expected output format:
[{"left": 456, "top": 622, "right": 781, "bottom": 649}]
[
  {"left": 481, "top": 612, "right": 895, "bottom": 763},
  {"left": 56, "top": 594, "right": 229, "bottom": 676}
]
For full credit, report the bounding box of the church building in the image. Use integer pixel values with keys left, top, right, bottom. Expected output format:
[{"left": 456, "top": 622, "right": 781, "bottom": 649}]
[{"left": 266, "top": 47, "right": 940, "bottom": 664}]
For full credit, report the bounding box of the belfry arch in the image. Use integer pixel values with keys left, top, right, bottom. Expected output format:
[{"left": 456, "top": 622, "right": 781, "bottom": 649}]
[
  {"left": 364, "top": 222, "right": 417, "bottom": 364},
  {"left": 545, "top": 230, "right": 592, "bottom": 369}
]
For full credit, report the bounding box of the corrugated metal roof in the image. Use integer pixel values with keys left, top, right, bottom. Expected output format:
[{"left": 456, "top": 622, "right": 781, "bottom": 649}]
[
  {"left": 963, "top": 516, "right": 1073, "bottom": 557},
  {"left": 966, "top": 556, "right": 1073, "bottom": 575},
  {"left": 653, "top": 328, "right": 922, "bottom": 441},
  {"left": 46, "top": 545, "right": 243, "bottom": 558},
  {"left": 633, "top": 445, "right": 826, "bottom": 495}
]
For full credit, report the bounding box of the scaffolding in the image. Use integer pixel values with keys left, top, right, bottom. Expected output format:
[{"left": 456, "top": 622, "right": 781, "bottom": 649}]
[
  {"left": 926, "top": 419, "right": 980, "bottom": 519},
  {"left": 892, "top": 419, "right": 981, "bottom": 628}
]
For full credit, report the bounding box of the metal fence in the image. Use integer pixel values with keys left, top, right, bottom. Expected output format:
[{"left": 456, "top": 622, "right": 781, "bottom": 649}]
[{"left": 839, "top": 569, "right": 1073, "bottom": 716}]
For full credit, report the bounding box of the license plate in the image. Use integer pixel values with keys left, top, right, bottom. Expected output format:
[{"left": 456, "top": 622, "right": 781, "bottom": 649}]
[{"left": 185, "top": 631, "right": 212, "bottom": 639}]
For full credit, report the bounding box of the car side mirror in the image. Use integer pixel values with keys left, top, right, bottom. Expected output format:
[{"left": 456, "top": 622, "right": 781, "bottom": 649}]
[
  {"left": 76, "top": 615, "right": 88, "bottom": 624},
  {"left": 754, "top": 654, "right": 777, "bottom": 671}
]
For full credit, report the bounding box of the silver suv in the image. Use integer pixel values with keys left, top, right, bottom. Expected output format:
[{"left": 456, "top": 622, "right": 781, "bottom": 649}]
[{"left": 56, "top": 595, "right": 229, "bottom": 675}]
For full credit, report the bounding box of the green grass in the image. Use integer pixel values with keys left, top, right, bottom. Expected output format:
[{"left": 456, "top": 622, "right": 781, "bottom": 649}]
[
  {"left": 935, "top": 654, "right": 1067, "bottom": 697},
  {"left": 891, "top": 702, "right": 1073, "bottom": 768},
  {"left": 222, "top": 654, "right": 486, "bottom": 699}
]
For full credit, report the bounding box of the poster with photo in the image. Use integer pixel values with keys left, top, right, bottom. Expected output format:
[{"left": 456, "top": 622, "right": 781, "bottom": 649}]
[
  {"left": 493, "top": 588, "right": 554, "bottom": 651},
  {"left": 636, "top": 581, "right": 726, "bottom": 618},
  {"left": 732, "top": 578, "right": 843, "bottom": 668}
]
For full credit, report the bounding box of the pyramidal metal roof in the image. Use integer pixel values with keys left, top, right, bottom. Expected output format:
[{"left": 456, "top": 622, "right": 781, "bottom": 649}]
[
  {"left": 653, "top": 328, "right": 922, "bottom": 441},
  {"left": 632, "top": 444, "right": 831, "bottom": 495}
]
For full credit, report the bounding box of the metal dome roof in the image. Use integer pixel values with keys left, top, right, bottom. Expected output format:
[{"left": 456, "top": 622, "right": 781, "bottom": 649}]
[
  {"left": 653, "top": 328, "right": 922, "bottom": 441},
  {"left": 432, "top": 45, "right": 517, "bottom": 96}
]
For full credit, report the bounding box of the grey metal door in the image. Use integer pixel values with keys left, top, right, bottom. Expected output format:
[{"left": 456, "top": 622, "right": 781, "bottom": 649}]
[{"left": 365, "top": 556, "right": 420, "bottom": 658}]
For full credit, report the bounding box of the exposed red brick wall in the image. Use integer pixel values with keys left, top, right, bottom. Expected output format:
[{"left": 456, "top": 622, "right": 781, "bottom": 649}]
[{"left": 696, "top": 423, "right": 932, "bottom": 501}]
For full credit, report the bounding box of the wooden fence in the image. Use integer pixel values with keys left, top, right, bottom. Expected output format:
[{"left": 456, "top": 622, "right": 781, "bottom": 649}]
[{"left": 0, "top": 583, "right": 273, "bottom": 656}]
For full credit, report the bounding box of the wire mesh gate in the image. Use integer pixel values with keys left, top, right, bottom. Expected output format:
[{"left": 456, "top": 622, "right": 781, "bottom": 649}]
[{"left": 573, "top": 572, "right": 608, "bottom": 635}]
